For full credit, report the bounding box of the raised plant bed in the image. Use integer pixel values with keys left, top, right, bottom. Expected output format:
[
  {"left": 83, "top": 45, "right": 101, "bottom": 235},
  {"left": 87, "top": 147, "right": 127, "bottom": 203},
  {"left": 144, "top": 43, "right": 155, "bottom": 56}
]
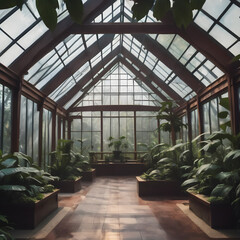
[
  {"left": 81, "top": 169, "right": 96, "bottom": 182},
  {"left": 136, "top": 176, "right": 182, "bottom": 197},
  {"left": 0, "top": 189, "right": 59, "bottom": 229},
  {"left": 52, "top": 177, "right": 82, "bottom": 193},
  {"left": 188, "top": 191, "right": 235, "bottom": 229}
]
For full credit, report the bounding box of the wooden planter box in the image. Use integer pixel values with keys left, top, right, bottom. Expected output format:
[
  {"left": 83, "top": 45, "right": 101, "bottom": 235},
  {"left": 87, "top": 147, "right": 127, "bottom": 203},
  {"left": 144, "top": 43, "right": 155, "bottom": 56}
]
[
  {"left": 136, "top": 176, "right": 182, "bottom": 197},
  {"left": 188, "top": 191, "right": 235, "bottom": 229},
  {"left": 81, "top": 169, "right": 96, "bottom": 182},
  {"left": 52, "top": 177, "right": 82, "bottom": 193},
  {"left": 0, "top": 190, "right": 59, "bottom": 229}
]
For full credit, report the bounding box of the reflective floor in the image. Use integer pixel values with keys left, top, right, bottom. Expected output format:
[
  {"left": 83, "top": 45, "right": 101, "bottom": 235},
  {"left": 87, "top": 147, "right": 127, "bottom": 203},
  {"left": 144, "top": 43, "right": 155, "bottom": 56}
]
[{"left": 42, "top": 177, "right": 213, "bottom": 240}]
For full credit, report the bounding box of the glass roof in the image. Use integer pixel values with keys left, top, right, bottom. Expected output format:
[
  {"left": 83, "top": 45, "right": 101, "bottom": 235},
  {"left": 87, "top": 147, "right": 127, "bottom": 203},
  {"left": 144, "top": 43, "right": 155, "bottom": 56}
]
[
  {"left": 194, "top": 0, "right": 240, "bottom": 56},
  {"left": 0, "top": 0, "right": 239, "bottom": 110},
  {"left": 75, "top": 64, "right": 162, "bottom": 108}
]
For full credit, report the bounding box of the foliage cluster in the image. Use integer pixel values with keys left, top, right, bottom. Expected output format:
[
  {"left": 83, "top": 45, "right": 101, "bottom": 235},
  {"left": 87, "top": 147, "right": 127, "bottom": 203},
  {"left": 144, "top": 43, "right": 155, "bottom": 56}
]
[
  {"left": 50, "top": 139, "right": 91, "bottom": 180},
  {"left": 0, "top": 151, "right": 56, "bottom": 206},
  {"left": 0, "top": 214, "right": 13, "bottom": 240}
]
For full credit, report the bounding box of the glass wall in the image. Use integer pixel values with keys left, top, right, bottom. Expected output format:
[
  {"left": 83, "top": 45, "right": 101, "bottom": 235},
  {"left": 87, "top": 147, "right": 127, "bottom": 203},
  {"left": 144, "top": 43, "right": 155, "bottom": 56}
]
[
  {"left": 42, "top": 108, "right": 52, "bottom": 170},
  {"left": 191, "top": 108, "right": 199, "bottom": 139},
  {"left": 202, "top": 92, "right": 229, "bottom": 135},
  {"left": 136, "top": 112, "right": 158, "bottom": 150},
  {"left": 0, "top": 84, "right": 12, "bottom": 153},
  {"left": 71, "top": 111, "right": 159, "bottom": 153},
  {"left": 19, "top": 96, "right": 39, "bottom": 162}
]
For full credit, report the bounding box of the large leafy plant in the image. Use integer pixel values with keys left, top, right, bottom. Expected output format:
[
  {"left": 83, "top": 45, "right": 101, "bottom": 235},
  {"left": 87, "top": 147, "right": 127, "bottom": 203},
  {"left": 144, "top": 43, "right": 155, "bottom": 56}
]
[
  {"left": 157, "top": 100, "right": 186, "bottom": 145},
  {"left": 0, "top": 151, "right": 56, "bottom": 205},
  {"left": 141, "top": 141, "right": 191, "bottom": 182},
  {"left": 182, "top": 131, "right": 240, "bottom": 221},
  {"left": 0, "top": 215, "right": 13, "bottom": 240},
  {"left": 50, "top": 139, "right": 91, "bottom": 180}
]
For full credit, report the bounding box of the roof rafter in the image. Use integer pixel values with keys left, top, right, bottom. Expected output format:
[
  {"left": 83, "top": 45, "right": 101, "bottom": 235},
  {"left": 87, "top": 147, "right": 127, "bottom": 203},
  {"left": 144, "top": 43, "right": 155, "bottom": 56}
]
[
  {"left": 67, "top": 58, "right": 119, "bottom": 111},
  {"left": 57, "top": 46, "right": 121, "bottom": 107},
  {"left": 119, "top": 57, "right": 168, "bottom": 102},
  {"left": 9, "top": 0, "right": 115, "bottom": 76},
  {"left": 132, "top": 34, "right": 205, "bottom": 93},
  {"left": 71, "top": 105, "right": 161, "bottom": 112},
  {"left": 70, "top": 22, "right": 179, "bottom": 34},
  {"left": 162, "top": 15, "right": 240, "bottom": 73},
  {"left": 41, "top": 34, "right": 115, "bottom": 95},
  {"left": 121, "top": 47, "right": 185, "bottom": 104}
]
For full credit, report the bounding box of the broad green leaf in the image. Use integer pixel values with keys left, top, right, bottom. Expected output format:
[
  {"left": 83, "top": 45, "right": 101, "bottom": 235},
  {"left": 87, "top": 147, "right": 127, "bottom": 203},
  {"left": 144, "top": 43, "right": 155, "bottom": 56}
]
[
  {"left": 218, "top": 111, "right": 228, "bottom": 119},
  {"left": 1, "top": 158, "right": 17, "bottom": 168},
  {"left": 0, "top": 215, "right": 8, "bottom": 224},
  {"left": 149, "top": 169, "right": 161, "bottom": 176},
  {"left": 172, "top": 0, "right": 193, "bottom": 28},
  {"left": 64, "top": 0, "right": 83, "bottom": 24},
  {"left": 153, "top": 0, "right": 170, "bottom": 21},
  {"left": 200, "top": 139, "right": 221, "bottom": 154},
  {"left": 190, "top": 0, "right": 205, "bottom": 10},
  {"left": 224, "top": 150, "right": 240, "bottom": 168},
  {"left": 219, "top": 97, "right": 230, "bottom": 110},
  {"left": 236, "top": 183, "right": 240, "bottom": 197},
  {"left": 0, "top": 167, "right": 39, "bottom": 176},
  {"left": 232, "top": 54, "right": 240, "bottom": 62},
  {"left": 158, "top": 157, "right": 172, "bottom": 164},
  {"left": 220, "top": 120, "right": 231, "bottom": 132},
  {"left": 0, "top": 185, "right": 26, "bottom": 191},
  {"left": 211, "top": 184, "right": 233, "bottom": 199},
  {"left": 216, "top": 171, "right": 239, "bottom": 184},
  {"left": 181, "top": 178, "right": 199, "bottom": 188},
  {"left": 196, "top": 163, "right": 220, "bottom": 175},
  {"left": 16, "top": 0, "right": 25, "bottom": 9},
  {"left": 36, "top": 0, "right": 58, "bottom": 30},
  {"left": 132, "top": 0, "right": 154, "bottom": 21},
  {"left": 0, "top": 0, "right": 17, "bottom": 9}
]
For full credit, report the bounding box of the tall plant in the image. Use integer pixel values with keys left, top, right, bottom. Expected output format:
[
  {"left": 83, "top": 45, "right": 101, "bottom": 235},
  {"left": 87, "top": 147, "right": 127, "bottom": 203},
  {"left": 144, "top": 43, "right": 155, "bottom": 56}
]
[{"left": 157, "top": 100, "right": 186, "bottom": 146}]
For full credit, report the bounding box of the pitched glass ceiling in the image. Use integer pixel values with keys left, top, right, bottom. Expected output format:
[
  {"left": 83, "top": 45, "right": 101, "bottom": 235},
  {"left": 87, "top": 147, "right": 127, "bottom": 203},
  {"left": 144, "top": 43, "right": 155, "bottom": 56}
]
[
  {"left": 0, "top": 0, "right": 238, "bottom": 109},
  {"left": 75, "top": 64, "right": 162, "bottom": 108}
]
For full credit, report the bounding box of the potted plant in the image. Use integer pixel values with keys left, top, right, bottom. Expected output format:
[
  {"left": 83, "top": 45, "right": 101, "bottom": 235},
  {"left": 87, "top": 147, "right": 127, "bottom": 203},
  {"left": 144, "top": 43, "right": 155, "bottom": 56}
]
[
  {"left": 108, "top": 136, "right": 129, "bottom": 162},
  {"left": 74, "top": 152, "right": 96, "bottom": 182},
  {"left": 181, "top": 131, "right": 240, "bottom": 228},
  {"left": 157, "top": 100, "right": 186, "bottom": 145},
  {"left": 137, "top": 142, "right": 189, "bottom": 197},
  {"left": 0, "top": 151, "right": 58, "bottom": 229},
  {"left": 50, "top": 139, "right": 83, "bottom": 192}
]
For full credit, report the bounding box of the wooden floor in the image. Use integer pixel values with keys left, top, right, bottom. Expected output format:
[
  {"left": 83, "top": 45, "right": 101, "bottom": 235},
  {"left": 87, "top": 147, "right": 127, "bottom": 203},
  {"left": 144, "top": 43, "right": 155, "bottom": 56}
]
[{"left": 29, "top": 177, "right": 223, "bottom": 240}]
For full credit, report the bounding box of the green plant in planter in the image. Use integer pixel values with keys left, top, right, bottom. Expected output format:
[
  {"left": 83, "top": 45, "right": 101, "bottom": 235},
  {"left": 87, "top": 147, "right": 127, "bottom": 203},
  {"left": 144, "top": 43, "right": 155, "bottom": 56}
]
[
  {"left": 181, "top": 131, "right": 240, "bottom": 223},
  {"left": 50, "top": 139, "right": 91, "bottom": 180},
  {"left": 108, "top": 136, "right": 129, "bottom": 161},
  {"left": 140, "top": 141, "right": 190, "bottom": 182},
  {"left": 157, "top": 100, "right": 187, "bottom": 146},
  {"left": 0, "top": 151, "right": 56, "bottom": 206},
  {"left": 0, "top": 215, "right": 13, "bottom": 240},
  {"left": 50, "top": 139, "right": 80, "bottom": 180}
]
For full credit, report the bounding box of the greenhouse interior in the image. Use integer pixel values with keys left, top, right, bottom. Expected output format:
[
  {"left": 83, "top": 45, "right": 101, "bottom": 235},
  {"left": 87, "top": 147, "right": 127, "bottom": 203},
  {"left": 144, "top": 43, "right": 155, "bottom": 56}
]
[{"left": 0, "top": 0, "right": 240, "bottom": 239}]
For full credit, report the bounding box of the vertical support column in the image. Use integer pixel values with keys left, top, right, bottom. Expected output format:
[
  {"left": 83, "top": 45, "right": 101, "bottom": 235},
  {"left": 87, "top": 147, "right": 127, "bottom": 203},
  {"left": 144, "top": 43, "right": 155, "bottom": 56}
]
[
  {"left": 197, "top": 95, "right": 203, "bottom": 137},
  {"left": 187, "top": 103, "right": 192, "bottom": 142},
  {"left": 57, "top": 116, "right": 61, "bottom": 140},
  {"left": 11, "top": 79, "right": 22, "bottom": 152},
  {"left": 134, "top": 111, "right": 137, "bottom": 160},
  {"left": 63, "top": 118, "right": 66, "bottom": 139},
  {"left": 38, "top": 103, "right": 43, "bottom": 168},
  {"left": 68, "top": 117, "right": 72, "bottom": 140},
  {"left": 52, "top": 108, "right": 56, "bottom": 151},
  {"left": 157, "top": 118, "right": 160, "bottom": 144},
  {"left": 101, "top": 111, "right": 103, "bottom": 160},
  {"left": 227, "top": 75, "right": 239, "bottom": 135}
]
